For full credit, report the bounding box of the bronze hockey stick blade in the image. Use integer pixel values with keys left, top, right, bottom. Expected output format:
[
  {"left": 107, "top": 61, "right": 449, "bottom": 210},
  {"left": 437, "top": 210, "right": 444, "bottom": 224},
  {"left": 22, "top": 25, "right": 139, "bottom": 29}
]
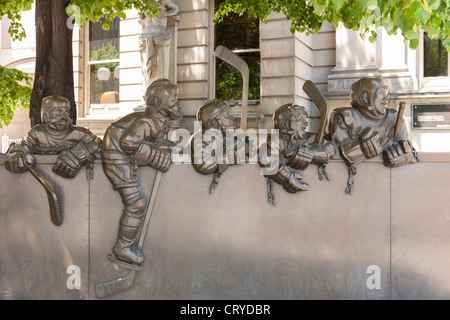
[
  {"left": 215, "top": 45, "right": 249, "bottom": 131},
  {"left": 303, "top": 80, "right": 329, "bottom": 145},
  {"left": 215, "top": 45, "right": 249, "bottom": 78},
  {"left": 28, "top": 166, "right": 63, "bottom": 226},
  {"left": 94, "top": 171, "right": 163, "bottom": 298},
  {"left": 95, "top": 270, "right": 137, "bottom": 298}
]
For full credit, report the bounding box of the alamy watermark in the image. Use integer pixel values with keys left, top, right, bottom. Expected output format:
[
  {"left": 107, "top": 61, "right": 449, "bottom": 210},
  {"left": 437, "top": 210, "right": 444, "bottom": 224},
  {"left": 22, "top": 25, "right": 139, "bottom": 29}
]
[
  {"left": 366, "top": 265, "right": 381, "bottom": 290},
  {"left": 66, "top": 265, "right": 81, "bottom": 290},
  {"left": 66, "top": 5, "right": 82, "bottom": 30},
  {"left": 169, "top": 122, "right": 280, "bottom": 175}
]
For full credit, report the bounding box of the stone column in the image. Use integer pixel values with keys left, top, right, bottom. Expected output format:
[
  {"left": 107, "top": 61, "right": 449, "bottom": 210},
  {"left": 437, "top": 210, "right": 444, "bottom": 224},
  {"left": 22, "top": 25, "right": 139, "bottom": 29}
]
[{"left": 167, "top": 14, "right": 181, "bottom": 85}]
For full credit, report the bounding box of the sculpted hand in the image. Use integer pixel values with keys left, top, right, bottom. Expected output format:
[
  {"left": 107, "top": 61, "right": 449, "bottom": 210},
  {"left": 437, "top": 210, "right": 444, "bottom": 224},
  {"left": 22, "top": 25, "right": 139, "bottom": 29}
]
[
  {"left": 53, "top": 150, "right": 81, "bottom": 178},
  {"left": 359, "top": 128, "right": 382, "bottom": 159},
  {"left": 4, "top": 147, "right": 35, "bottom": 174},
  {"left": 382, "top": 140, "right": 417, "bottom": 168}
]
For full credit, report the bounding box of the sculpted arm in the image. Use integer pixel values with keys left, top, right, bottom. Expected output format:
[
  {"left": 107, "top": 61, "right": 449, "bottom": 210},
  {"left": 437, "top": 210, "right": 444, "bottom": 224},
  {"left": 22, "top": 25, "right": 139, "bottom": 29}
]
[
  {"left": 53, "top": 129, "right": 102, "bottom": 178},
  {"left": 120, "top": 121, "right": 172, "bottom": 172}
]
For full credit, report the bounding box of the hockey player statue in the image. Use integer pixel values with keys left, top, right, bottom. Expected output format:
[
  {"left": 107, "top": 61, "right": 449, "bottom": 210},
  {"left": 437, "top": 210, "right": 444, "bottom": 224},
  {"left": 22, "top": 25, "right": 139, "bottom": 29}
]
[
  {"left": 102, "top": 78, "right": 181, "bottom": 268},
  {"left": 328, "top": 76, "right": 419, "bottom": 195},
  {"left": 4, "top": 95, "right": 101, "bottom": 178},
  {"left": 191, "top": 99, "right": 252, "bottom": 194},
  {"left": 260, "top": 103, "right": 337, "bottom": 205},
  {"left": 4, "top": 96, "right": 102, "bottom": 226}
]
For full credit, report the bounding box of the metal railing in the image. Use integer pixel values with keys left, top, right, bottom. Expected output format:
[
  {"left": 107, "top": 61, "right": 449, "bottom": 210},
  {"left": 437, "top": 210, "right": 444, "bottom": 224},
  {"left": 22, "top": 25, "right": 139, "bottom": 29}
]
[{"left": 1, "top": 134, "right": 22, "bottom": 154}]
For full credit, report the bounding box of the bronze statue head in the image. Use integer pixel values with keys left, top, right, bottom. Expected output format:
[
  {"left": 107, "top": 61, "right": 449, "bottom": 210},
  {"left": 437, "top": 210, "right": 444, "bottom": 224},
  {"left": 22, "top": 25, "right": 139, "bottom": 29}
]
[
  {"left": 144, "top": 78, "right": 181, "bottom": 120},
  {"left": 41, "top": 96, "right": 72, "bottom": 131},
  {"left": 196, "top": 99, "right": 234, "bottom": 133},
  {"left": 350, "top": 77, "right": 390, "bottom": 118},
  {"left": 273, "top": 104, "right": 309, "bottom": 140}
]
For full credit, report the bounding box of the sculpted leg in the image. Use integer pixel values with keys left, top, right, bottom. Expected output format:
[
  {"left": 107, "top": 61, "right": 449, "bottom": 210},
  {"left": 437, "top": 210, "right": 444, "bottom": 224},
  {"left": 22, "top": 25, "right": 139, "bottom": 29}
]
[{"left": 113, "top": 187, "right": 147, "bottom": 265}]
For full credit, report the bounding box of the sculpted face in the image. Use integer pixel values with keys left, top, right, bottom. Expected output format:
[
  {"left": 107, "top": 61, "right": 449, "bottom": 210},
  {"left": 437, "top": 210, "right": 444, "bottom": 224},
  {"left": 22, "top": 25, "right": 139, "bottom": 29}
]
[
  {"left": 41, "top": 98, "right": 72, "bottom": 131},
  {"left": 371, "top": 85, "right": 389, "bottom": 117},
  {"left": 161, "top": 86, "right": 182, "bottom": 120},
  {"left": 147, "top": 84, "right": 182, "bottom": 121},
  {"left": 350, "top": 77, "right": 390, "bottom": 119},
  {"left": 217, "top": 106, "right": 234, "bottom": 133},
  {"left": 289, "top": 114, "right": 308, "bottom": 140}
]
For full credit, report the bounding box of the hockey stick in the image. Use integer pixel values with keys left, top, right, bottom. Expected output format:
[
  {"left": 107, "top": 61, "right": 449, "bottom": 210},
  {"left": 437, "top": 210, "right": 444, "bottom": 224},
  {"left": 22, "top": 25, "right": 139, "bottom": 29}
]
[
  {"left": 4, "top": 150, "right": 62, "bottom": 226},
  {"left": 28, "top": 166, "right": 63, "bottom": 226},
  {"left": 95, "top": 170, "right": 163, "bottom": 298},
  {"left": 303, "top": 80, "right": 331, "bottom": 181},
  {"left": 393, "top": 101, "right": 406, "bottom": 141},
  {"left": 302, "top": 80, "right": 329, "bottom": 145},
  {"left": 215, "top": 45, "right": 249, "bottom": 131}
]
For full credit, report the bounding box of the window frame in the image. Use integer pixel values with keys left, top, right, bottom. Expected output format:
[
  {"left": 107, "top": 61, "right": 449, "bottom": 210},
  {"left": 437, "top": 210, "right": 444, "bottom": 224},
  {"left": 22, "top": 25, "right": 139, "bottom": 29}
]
[
  {"left": 209, "top": 0, "right": 261, "bottom": 106},
  {"left": 418, "top": 29, "right": 450, "bottom": 91},
  {"left": 82, "top": 19, "right": 121, "bottom": 119}
]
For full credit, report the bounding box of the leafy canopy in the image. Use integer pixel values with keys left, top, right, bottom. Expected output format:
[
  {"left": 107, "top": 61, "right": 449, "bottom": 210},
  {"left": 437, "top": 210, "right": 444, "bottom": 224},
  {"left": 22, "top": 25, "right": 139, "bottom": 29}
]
[
  {"left": 214, "top": 0, "right": 450, "bottom": 50},
  {"left": 0, "top": 66, "right": 32, "bottom": 128},
  {"left": 66, "top": 0, "right": 162, "bottom": 30},
  {"left": 0, "top": 0, "right": 33, "bottom": 41},
  {"left": 2, "top": 0, "right": 162, "bottom": 39}
]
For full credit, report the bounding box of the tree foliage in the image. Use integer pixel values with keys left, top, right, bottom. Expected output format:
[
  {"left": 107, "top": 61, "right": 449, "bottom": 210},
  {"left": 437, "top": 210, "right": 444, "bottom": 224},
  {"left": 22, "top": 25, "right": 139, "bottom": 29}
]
[
  {"left": 66, "top": 0, "right": 162, "bottom": 30},
  {"left": 214, "top": 0, "right": 450, "bottom": 50},
  {"left": 0, "top": 0, "right": 33, "bottom": 41},
  {"left": 3, "top": 0, "right": 162, "bottom": 36},
  {"left": 0, "top": 66, "right": 32, "bottom": 128}
]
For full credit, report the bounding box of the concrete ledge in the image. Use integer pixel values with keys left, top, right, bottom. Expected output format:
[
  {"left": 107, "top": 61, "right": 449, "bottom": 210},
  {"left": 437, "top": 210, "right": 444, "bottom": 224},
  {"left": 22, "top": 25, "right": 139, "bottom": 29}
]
[{"left": 1, "top": 151, "right": 448, "bottom": 165}]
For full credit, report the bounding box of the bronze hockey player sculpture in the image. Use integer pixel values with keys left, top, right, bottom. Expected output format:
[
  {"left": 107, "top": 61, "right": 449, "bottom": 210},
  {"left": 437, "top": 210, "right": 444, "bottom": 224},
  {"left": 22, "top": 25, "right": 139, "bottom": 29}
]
[
  {"left": 4, "top": 96, "right": 101, "bottom": 178},
  {"left": 101, "top": 78, "right": 181, "bottom": 269},
  {"left": 328, "top": 76, "right": 419, "bottom": 194},
  {"left": 3, "top": 95, "right": 102, "bottom": 225},
  {"left": 191, "top": 99, "right": 251, "bottom": 194},
  {"left": 260, "top": 103, "right": 337, "bottom": 205}
]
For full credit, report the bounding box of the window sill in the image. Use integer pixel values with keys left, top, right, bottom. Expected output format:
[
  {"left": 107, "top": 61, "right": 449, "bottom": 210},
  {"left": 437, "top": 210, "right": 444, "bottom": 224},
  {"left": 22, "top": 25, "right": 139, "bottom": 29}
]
[
  {"left": 86, "top": 103, "right": 121, "bottom": 119},
  {"left": 421, "top": 76, "right": 450, "bottom": 91}
]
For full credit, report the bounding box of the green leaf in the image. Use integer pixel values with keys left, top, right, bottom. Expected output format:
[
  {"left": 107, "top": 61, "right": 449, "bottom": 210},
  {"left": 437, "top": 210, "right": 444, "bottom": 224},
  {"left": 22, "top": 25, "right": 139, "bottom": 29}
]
[
  {"left": 0, "top": 66, "right": 32, "bottom": 127},
  {"left": 432, "top": 15, "right": 442, "bottom": 26},
  {"left": 415, "top": 5, "right": 432, "bottom": 24},
  {"left": 423, "top": 0, "right": 440, "bottom": 11},
  {"left": 93, "top": 8, "right": 103, "bottom": 18},
  {"left": 443, "top": 39, "right": 450, "bottom": 49},
  {"left": 409, "top": 38, "right": 419, "bottom": 49},
  {"left": 427, "top": 0, "right": 440, "bottom": 10},
  {"left": 404, "top": 30, "right": 420, "bottom": 40},
  {"left": 405, "top": 1, "right": 419, "bottom": 19},
  {"left": 312, "top": 0, "right": 328, "bottom": 16},
  {"left": 367, "top": 0, "right": 378, "bottom": 11},
  {"left": 331, "top": 0, "right": 346, "bottom": 11}
]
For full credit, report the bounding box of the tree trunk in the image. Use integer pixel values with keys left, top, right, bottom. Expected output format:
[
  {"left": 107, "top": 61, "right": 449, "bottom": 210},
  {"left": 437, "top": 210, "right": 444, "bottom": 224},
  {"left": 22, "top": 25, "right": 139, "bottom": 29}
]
[{"left": 30, "top": 0, "right": 76, "bottom": 127}]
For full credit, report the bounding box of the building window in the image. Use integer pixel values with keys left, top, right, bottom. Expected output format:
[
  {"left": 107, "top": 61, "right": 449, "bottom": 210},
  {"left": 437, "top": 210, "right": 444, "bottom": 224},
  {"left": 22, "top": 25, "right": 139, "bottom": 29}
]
[
  {"left": 423, "top": 32, "right": 448, "bottom": 77},
  {"left": 214, "top": 0, "right": 260, "bottom": 104},
  {"left": 87, "top": 18, "right": 120, "bottom": 108}
]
